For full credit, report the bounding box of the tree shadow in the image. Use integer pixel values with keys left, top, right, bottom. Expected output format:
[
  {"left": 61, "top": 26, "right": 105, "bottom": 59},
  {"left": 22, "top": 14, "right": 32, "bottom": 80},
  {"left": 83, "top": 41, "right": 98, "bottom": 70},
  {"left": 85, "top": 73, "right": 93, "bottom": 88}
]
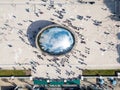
[
  {"left": 27, "top": 20, "right": 54, "bottom": 47},
  {"left": 104, "top": 0, "right": 120, "bottom": 21}
]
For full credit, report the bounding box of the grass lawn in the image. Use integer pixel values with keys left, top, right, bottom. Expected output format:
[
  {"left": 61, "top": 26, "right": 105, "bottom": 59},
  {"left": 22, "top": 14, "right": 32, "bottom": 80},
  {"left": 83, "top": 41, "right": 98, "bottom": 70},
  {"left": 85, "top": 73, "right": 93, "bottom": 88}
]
[
  {"left": 0, "top": 70, "right": 31, "bottom": 76},
  {"left": 83, "top": 69, "right": 120, "bottom": 76}
]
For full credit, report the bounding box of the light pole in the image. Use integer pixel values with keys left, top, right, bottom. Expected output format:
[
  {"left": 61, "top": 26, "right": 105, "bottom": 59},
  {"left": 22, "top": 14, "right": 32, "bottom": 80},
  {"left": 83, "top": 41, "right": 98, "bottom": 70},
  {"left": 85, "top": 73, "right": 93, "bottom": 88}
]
[{"left": 49, "top": 0, "right": 54, "bottom": 7}]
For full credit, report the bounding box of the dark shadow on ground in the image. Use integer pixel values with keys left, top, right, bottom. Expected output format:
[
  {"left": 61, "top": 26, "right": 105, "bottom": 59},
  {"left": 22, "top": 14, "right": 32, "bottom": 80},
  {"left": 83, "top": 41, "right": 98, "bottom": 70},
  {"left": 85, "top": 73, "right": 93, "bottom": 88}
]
[
  {"left": 27, "top": 20, "right": 54, "bottom": 47},
  {"left": 117, "top": 58, "right": 120, "bottom": 64},
  {"left": 1, "top": 86, "right": 16, "bottom": 90},
  {"left": 116, "top": 44, "right": 120, "bottom": 64},
  {"left": 104, "top": 0, "right": 120, "bottom": 21},
  {"left": 104, "top": 0, "right": 115, "bottom": 14},
  {"left": 117, "top": 33, "right": 120, "bottom": 40}
]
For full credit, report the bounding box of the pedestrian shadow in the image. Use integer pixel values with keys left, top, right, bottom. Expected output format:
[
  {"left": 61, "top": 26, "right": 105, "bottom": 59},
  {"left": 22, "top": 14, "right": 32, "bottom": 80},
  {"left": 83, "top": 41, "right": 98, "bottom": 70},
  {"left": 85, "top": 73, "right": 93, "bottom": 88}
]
[
  {"left": 103, "top": 0, "right": 120, "bottom": 21},
  {"left": 1, "top": 78, "right": 17, "bottom": 86},
  {"left": 18, "top": 78, "right": 33, "bottom": 86},
  {"left": 27, "top": 20, "right": 54, "bottom": 47}
]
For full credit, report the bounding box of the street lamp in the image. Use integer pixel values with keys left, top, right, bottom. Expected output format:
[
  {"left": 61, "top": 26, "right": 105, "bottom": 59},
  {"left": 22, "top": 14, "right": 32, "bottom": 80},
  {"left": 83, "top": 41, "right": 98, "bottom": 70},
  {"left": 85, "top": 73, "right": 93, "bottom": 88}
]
[{"left": 50, "top": 0, "right": 54, "bottom": 7}]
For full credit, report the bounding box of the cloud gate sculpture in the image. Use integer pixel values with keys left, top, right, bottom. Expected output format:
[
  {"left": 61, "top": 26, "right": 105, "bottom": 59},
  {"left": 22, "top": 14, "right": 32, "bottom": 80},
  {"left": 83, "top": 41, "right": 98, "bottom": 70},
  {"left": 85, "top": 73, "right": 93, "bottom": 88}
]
[{"left": 36, "top": 24, "right": 75, "bottom": 55}]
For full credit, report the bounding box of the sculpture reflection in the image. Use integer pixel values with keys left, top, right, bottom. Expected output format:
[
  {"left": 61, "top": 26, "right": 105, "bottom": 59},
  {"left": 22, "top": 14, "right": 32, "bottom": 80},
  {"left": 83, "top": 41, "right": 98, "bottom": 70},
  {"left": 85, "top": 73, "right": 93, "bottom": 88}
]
[{"left": 36, "top": 25, "right": 75, "bottom": 55}]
